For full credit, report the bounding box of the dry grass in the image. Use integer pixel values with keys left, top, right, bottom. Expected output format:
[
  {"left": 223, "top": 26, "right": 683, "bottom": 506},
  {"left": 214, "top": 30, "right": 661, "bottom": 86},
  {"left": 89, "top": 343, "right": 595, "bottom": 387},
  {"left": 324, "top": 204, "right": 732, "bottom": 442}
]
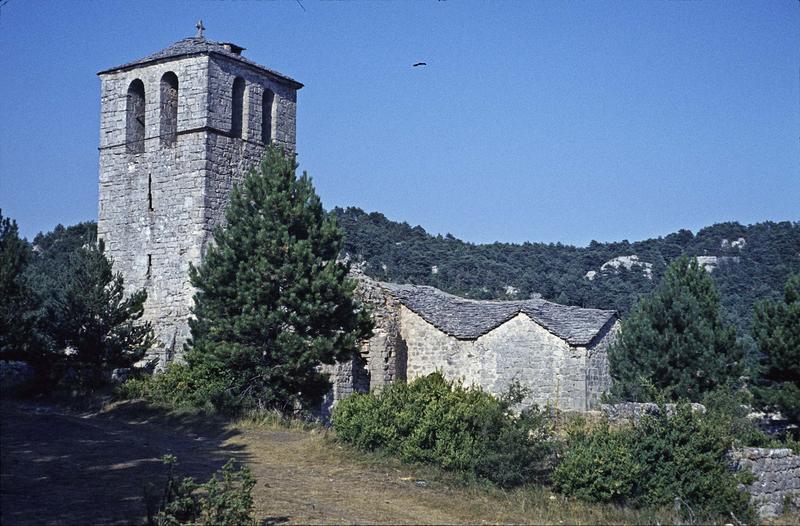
[{"left": 230, "top": 415, "right": 677, "bottom": 525}]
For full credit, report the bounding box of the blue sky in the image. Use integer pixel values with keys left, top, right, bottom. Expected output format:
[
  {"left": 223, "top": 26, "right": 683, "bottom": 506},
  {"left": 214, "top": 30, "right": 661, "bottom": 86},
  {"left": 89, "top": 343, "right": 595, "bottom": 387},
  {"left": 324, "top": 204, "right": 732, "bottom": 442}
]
[{"left": 1, "top": 0, "right": 798, "bottom": 245}]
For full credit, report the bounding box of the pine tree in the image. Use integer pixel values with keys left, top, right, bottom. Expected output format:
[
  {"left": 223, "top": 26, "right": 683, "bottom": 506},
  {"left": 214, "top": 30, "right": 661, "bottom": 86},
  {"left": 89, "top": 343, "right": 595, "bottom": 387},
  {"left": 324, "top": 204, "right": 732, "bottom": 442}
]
[
  {"left": 53, "top": 240, "right": 154, "bottom": 386},
  {"left": 752, "top": 274, "right": 800, "bottom": 422},
  {"left": 186, "top": 146, "right": 372, "bottom": 412},
  {"left": 608, "top": 256, "right": 743, "bottom": 402},
  {"left": 0, "top": 210, "right": 38, "bottom": 356},
  {"left": 24, "top": 221, "right": 98, "bottom": 356}
]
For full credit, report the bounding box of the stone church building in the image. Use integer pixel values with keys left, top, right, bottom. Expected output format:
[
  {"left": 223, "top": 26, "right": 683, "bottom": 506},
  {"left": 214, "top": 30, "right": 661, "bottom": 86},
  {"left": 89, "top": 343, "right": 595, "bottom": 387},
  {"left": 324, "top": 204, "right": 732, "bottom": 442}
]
[
  {"left": 326, "top": 273, "right": 618, "bottom": 412},
  {"left": 97, "top": 29, "right": 618, "bottom": 411}
]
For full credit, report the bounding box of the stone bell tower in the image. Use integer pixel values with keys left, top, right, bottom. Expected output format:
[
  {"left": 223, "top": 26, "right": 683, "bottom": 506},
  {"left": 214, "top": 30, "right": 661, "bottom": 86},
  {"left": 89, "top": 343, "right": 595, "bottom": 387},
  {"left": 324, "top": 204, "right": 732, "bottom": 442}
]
[{"left": 97, "top": 23, "right": 303, "bottom": 364}]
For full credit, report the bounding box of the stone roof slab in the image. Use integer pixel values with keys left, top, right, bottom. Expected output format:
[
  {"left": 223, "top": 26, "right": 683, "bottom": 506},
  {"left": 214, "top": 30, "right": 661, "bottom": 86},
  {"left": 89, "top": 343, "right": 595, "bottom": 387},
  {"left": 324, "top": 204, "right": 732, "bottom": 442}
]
[
  {"left": 98, "top": 36, "right": 303, "bottom": 89},
  {"left": 382, "top": 282, "right": 616, "bottom": 346}
]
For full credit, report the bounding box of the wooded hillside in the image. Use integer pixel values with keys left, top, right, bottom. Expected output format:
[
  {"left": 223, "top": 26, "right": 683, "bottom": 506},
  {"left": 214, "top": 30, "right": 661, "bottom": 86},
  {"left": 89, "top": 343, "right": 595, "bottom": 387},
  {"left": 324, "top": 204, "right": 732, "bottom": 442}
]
[{"left": 333, "top": 207, "right": 800, "bottom": 340}]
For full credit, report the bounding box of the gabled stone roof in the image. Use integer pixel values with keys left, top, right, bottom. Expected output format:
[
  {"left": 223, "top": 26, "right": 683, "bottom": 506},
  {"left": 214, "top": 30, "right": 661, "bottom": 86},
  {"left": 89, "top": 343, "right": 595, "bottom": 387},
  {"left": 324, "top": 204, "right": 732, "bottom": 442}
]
[
  {"left": 382, "top": 283, "right": 616, "bottom": 346},
  {"left": 98, "top": 36, "right": 303, "bottom": 88}
]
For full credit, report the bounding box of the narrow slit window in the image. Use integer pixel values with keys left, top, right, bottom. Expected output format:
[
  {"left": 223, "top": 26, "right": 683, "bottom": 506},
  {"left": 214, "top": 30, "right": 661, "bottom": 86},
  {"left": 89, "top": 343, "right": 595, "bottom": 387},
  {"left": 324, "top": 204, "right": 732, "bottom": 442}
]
[
  {"left": 159, "top": 72, "right": 179, "bottom": 146},
  {"left": 148, "top": 173, "right": 154, "bottom": 211},
  {"left": 231, "top": 77, "right": 245, "bottom": 138},
  {"left": 126, "top": 79, "right": 146, "bottom": 154},
  {"left": 146, "top": 254, "right": 152, "bottom": 279},
  {"left": 262, "top": 89, "right": 274, "bottom": 144}
]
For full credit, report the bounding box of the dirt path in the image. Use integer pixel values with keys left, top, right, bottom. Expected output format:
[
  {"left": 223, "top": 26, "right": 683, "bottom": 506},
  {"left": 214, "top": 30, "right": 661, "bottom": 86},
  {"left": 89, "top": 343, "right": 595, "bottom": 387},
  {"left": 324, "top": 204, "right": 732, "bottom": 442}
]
[
  {"left": 1, "top": 400, "right": 247, "bottom": 525},
  {"left": 1, "top": 398, "right": 529, "bottom": 525},
  {"left": 1, "top": 399, "right": 498, "bottom": 525}
]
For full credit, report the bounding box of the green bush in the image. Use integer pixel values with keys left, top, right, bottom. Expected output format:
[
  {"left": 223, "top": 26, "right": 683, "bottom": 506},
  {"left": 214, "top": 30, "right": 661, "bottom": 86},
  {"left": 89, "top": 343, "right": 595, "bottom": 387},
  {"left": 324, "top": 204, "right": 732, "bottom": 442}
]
[
  {"left": 551, "top": 422, "right": 642, "bottom": 503},
  {"left": 147, "top": 455, "right": 255, "bottom": 526},
  {"left": 553, "top": 400, "right": 754, "bottom": 522},
  {"left": 118, "top": 361, "right": 240, "bottom": 414},
  {"left": 333, "top": 373, "right": 552, "bottom": 487},
  {"left": 701, "top": 387, "right": 778, "bottom": 448}
]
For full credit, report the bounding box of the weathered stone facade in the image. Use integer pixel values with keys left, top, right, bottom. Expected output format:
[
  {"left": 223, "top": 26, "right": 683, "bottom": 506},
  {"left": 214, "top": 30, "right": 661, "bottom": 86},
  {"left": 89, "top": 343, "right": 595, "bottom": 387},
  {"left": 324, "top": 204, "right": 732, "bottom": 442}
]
[
  {"left": 97, "top": 34, "right": 302, "bottom": 364},
  {"left": 730, "top": 447, "right": 800, "bottom": 518},
  {"left": 333, "top": 273, "right": 619, "bottom": 412}
]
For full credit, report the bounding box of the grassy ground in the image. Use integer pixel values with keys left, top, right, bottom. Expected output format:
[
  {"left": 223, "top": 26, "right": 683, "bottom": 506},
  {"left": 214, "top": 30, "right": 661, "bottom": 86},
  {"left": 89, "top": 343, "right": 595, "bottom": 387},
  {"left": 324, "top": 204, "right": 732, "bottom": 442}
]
[{"left": 0, "top": 398, "right": 795, "bottom": 525}]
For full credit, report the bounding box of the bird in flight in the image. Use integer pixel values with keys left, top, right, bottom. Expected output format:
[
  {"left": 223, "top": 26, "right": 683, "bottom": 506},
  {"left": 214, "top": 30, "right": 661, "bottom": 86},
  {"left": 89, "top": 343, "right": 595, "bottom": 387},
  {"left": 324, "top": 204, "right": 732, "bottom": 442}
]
[{"left": 412, "top": 62, "right": 427, "bottom": 67}]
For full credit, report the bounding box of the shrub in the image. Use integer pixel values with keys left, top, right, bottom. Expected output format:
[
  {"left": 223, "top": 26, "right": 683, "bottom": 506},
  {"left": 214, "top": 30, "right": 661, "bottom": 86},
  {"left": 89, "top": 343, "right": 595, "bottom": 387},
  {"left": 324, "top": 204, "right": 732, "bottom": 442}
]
[
  {"left": 118, "top": 361, "right": 240, "bottom": 414},
  {"left": 553, "top": 399, "right": 754, "bottom": 522},
  {"left": 551, "top": 422, "right": 642, "bottom": 503},
  {"left": 701, "top": 387, "right": 778, "bottom": 448},
  {"left": 333, "top": 373, "right": 552, "bottom": 487},
  {"left": 786, "top": 434, "right": 800, "bottom": 455},
  {"left": 632, "top": 403, "right": 752, "bottom": 520},
  {"left": 330, "top": 387, "right": 394, "bottom": 451},
  {"left": 147, "top": 455, "right": 255, "bottom": 526}
]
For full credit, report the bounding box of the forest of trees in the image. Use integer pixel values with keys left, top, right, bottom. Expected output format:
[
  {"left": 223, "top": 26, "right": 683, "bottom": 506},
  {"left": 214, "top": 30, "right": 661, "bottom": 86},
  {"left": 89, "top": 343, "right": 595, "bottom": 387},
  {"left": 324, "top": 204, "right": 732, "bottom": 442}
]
[
  {"left": 333, "top": 207, "right": 800, "bottom": 343},
  {"left": 13, "top": 209, "right": 798, "bottom": 359}
]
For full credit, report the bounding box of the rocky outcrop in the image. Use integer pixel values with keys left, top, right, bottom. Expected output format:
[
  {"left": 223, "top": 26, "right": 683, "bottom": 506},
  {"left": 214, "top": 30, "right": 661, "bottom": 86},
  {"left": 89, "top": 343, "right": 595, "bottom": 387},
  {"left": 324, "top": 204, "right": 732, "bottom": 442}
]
[
  {"left": 585, "top": 255, "right": 653, "bottom": 280},
  {"left": 695, "top": 255, "right": 740, "bottom": 273},
  {"left": 721, "top": 237, "right": 747, "bottom": 250}
]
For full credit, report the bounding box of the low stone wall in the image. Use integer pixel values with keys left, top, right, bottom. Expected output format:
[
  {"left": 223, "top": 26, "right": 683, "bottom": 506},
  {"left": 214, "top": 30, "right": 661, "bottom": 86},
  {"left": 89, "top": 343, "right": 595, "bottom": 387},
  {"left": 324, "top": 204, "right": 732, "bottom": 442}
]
[
  {"left": 600, "top": 402, "right": 706, "bottom": 423},
  {"left": 730, "top": 447, "right": 800, "bottom": 518},
  {"left": 602, "top": 405, "right": 799, "bottom": 519}
]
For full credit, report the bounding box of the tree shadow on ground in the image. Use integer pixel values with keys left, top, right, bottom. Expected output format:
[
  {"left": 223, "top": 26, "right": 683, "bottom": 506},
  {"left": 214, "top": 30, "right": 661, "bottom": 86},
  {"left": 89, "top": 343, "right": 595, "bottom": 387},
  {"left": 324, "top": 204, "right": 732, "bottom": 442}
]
[
  {"left": 261, "top": 516, "right": 290, "bottom": 525},
  {"left": 0, "top": 398, "right": 251, "bottom": 526}
]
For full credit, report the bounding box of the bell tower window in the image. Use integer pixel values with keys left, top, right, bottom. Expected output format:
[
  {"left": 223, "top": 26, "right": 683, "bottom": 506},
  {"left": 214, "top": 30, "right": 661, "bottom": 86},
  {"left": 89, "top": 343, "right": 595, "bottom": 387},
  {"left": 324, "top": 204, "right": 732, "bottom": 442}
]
[
  {"left": 262, "top": 89, "right": 274, "bottom": 144},
  {"left": 159, "top": 72, "right": 179, "bottom": 146},
  {"left": 126, "top": 79, "right": 146, "bottom": 154},
  {"left": 231, "top": 77, "right": 245, "bottom": 138}
]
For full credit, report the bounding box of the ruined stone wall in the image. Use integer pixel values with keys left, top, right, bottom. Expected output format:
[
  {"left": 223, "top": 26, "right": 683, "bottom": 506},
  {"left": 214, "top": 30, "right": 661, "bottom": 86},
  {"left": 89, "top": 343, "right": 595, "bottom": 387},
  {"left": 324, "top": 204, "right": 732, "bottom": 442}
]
[
  {"left": 399, "top": 307, "right": 592, "bottom": 411},
  {"left": 354, "top": 274, "right": 406, "bottom": 390},
  {"left": 730, "top": 448, "right": 800, "bottom": 519},
  {"left": 98, "top": 53, "right": 297, "bottom": 365},
  {"left": 585, "top": 320, "right": 618, "bottom": 409},
  {"left": 319, "top": 352, "right": 369, "bottom": 417}
]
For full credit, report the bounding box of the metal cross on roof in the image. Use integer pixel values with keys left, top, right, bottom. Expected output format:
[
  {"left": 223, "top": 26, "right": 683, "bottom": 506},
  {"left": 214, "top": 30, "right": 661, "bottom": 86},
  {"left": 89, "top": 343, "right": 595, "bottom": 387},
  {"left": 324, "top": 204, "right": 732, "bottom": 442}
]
[{"left": 195, "top": 20, "right": 205, "bottom": 38}]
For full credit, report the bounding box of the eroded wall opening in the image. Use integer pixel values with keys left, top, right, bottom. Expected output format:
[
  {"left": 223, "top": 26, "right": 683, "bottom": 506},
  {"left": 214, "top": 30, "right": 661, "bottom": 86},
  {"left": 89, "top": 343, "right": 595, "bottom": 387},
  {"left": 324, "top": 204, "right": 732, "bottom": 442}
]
[
  {"left": 231, "top": 77, "right": 245, "bottom": 138},
  {"left": 353, "top": 352, "right": 370, "bottom": 394},
  {"left": 262, "top": 89, "right": 274, "bottom": 144},
  {"left": 159, "top": 72, "right": 178, "bottom": 146},
  {"left": 126, "top": 79, "right": 146, "bottom": 154}
]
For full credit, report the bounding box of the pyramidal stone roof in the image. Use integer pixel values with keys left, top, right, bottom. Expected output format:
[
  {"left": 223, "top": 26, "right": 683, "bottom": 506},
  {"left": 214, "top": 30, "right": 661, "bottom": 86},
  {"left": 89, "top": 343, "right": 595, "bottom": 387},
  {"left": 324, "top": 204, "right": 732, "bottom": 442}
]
[
  {"left": 98, "top": 36, "right": 303, "bottom": 88},
  {"left": 382, "top": 283, "right": 616, "bottom": 346}
]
